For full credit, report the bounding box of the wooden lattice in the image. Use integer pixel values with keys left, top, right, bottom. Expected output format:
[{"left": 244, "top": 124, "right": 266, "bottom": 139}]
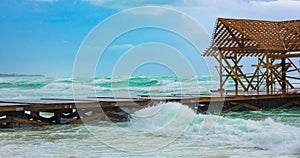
[{"left": 203, "top": 18, "right": 300, "bottom": 95}]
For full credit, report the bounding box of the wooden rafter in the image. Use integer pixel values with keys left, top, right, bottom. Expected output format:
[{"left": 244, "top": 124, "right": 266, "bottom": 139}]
[{"left": 204, "top": 18, "right": 300, "bottom": 95}]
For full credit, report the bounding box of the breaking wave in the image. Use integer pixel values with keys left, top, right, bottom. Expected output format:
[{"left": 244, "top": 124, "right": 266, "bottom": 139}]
[{"left": 129, "top": 102, "right": 300, "bottom": 155}]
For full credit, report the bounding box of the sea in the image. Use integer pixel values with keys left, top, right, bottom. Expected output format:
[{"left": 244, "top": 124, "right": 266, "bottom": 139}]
[{"left": 0, "top": 75, "right": 299, "bottom": 158}]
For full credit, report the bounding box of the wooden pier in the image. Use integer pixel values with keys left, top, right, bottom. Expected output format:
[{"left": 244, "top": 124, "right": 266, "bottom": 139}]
[
  {"left": 1, "top": 18, "right": 300, "bottom": 127},
  {"left": 0, "top": 92, "right": 300, "bottom": 127}
]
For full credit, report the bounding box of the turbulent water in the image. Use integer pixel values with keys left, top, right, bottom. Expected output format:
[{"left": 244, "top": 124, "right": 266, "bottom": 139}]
[
  {"left": 0, "top": 75, "right": 299, "bottom": 157},
  {"left": 0, "top": 75, "right": 218, "bottom": 99}
]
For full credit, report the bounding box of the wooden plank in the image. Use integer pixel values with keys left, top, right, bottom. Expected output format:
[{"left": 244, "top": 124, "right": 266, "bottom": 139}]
[
  {"left": 219, "top": 46, "right": 260, "bottom": 51},
  {"left": 219, "top": 51, "right": 247, "bottom": 91},
  {"left": 1, "top": 99, "right": 96, "bottom": 105},
  {"left": 68, "top": 112, "right": 106, "bottom": 124},
  {"left": 0, "top": 103, "right": 28, "bottom": 112},
  {"left": 278, "top": 101, "right": 300, "bottom": 109},
  {"left": 278, "top": 101, "right": 293, "bottom": 109},
  {"left": 268, "top": 53, "right": 300, "bottom": 59},
  {"left": 0, "top": 106, "right": 25, "bottom": 112},
  {"left": 89, "top": 96, "right": 145, "bottom": 99},
  {"left": 23, "top": 102, "right": 109, "bottom": 111},
  {"left": 0, "top": 103, "right": 28, "bottom": 106},
  {"left": 0, "top": 118, "right": 11, "bottom": 124},
  {"left": 225, "top": 37, "right": 252, "bottom": 41},
  {"left": 11, "top": 117, "right": 51, "bottom": 126},
  {"left": 243, "top": 103, "right": 262, "bottom": 110},
  {"left": 286, "top": 76, "right": 300, "bottom": 80},
  {"left": 222, "top": 104, "right": 243, "bottom": 113},
  {"left": 105, "top": 112, "right": 127, "bottom": 120},
  {"left": 1, "top": 99, "right": 149, "bottom": 111},
  {"left": 198, "top": 93, "right": 300, "bottom": 103},
  {"left": 42, "top": 97, "right": 148, "bottom": 102},
  {"left": 222, "top": 103, "right": 261, "bottom": 113}
]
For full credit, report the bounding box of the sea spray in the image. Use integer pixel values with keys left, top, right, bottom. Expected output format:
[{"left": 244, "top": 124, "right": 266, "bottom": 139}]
[
  {"left": 187, "top": 114, "right": 300, "bottom": 155},
  {"left": 129, "top": 102, "right": 300, "bottom": 154},
  {"left": 129, "top": 102, "right": 196, "bottom": 137},
  {"left": 84, "top": 102, "right": 197, "bottom": 152}
]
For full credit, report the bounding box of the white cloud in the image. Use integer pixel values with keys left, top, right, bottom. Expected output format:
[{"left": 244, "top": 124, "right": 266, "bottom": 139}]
[
  {"left": 251, "top": 0, "right": 300, "bottom": 7},
  {"left": 180, "top": 0, "right": 300, "bottom": 18},
  {"left": 250, "top": 0, "right": 300, "bottom": 18},
  {"left": 173, "top": 0, "right": 300, "bottom": 33},
  {"left": 82, "top": 0, "right": 300, "bottom": 33},
  {"left": 82, "top": 0, "right": 300, "bottom": 19}
]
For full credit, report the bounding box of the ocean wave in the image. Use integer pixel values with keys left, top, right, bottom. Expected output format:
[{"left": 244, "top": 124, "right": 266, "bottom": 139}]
[
  {"left": 0, "top": 76, "right": 218, "bottom": 98},
  {"left": 54, "top": 78, "right": 73, "bottom": 83},
  {"left": 41, "top": 82, "right": 73, "bottom": 90},
  {"left": 0, "top": 81, "right": 49, "bottom": 89},
  {"left": 128, "top": 102, "right": 300, "bottom": 155},
  {"left": 192, "top": 116, "right": 300, "bottom": 155}
]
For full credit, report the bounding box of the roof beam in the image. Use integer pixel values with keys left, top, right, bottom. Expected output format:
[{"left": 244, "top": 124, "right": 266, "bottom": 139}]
[
  {"left": 268, "top": 53, "right": 300, "bottom": 59},
  {"left": 219, "top": 46, "right": 259, "bottom": 51}
]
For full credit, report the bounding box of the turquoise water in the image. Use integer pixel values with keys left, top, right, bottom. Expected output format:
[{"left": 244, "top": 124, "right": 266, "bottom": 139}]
[
  {"left": 0, "top": 76, "right": 299, "bottom": 157},
  {"left": 0, "top": 76, "right": 217, "bottom": 99}
]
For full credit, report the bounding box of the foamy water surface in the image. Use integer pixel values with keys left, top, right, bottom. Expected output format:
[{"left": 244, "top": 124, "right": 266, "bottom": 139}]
[{"left": 0, "top": 76, "right": 299, "bottom": 157}]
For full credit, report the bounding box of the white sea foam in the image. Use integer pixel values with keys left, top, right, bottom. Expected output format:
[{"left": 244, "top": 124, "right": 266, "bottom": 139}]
[
  {"left": 129, "top": 102, "right": 195, "bottom": 134},
  {"left": 129, "top": 102, "right": 300, "bottom": 155},
  {"left": 53, "top": 78, "right": 72, "bottom": 82},
  {"left": 41, "top": 82, "right": 72, "bottom": 90},
  {"left": 195, "top": 116, "right": 300, "bottom": 155}
]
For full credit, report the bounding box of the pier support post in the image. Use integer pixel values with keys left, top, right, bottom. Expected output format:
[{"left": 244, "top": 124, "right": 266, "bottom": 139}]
[
  {"left": 54, "top": 111, "right": 62, "bottom": 124},
  {"left": 281, "top": 52, "right": 287, "bottom": 93},
  {"left": 219, "top": 51, "right": 224, "bottom": 96}
]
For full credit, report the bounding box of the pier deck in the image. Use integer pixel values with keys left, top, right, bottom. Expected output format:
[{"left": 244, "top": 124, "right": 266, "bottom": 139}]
[{"left": 0, "top": 92, "right": 299, "bottom": 128}]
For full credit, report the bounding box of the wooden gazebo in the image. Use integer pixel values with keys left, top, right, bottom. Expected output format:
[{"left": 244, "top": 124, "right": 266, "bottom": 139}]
[{"left": 203, "top": 18, "right": 300, "bottom": 95}]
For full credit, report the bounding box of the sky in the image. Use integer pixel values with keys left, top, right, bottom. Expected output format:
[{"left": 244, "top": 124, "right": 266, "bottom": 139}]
[{"left": 0, "top": 0, "right": 300, "bottom": 77}]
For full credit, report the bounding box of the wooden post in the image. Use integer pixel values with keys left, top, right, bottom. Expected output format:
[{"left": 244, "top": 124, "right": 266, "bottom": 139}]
[
  {"left": 265, "top": 51, "right": 270, "bottom": 95},
  {"left": 234, "top": 51, "right": 238, "bottom": 96},
  {"left": 281, "top": 51, "right": 287, "bottom": 93},
  {"left": 6, "top": 112, "right": 17, "bottom": 128},
  {"left": 257, "top": 57, "right": 260, "bottom": 94},
  {"left": 31, "top": 111, "right": 39, "bottom": 121},
  {"left": 219, "top": 52, "right": 224, "bottom": 96},
  {"left": 54, "top": 110, "right": 62, "bottom": 124}
]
